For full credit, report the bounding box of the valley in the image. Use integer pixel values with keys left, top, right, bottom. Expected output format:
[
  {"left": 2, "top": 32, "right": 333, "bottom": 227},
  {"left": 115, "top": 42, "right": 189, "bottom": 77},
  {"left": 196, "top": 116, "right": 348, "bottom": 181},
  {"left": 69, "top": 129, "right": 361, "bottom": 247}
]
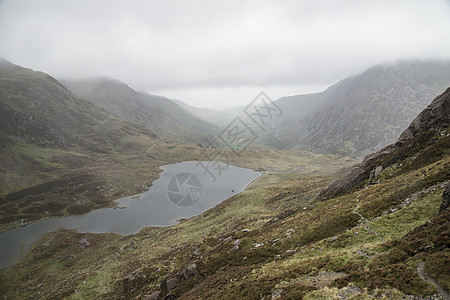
[{"left": 0, "top": 59, "right": 448, "bottom": 299}]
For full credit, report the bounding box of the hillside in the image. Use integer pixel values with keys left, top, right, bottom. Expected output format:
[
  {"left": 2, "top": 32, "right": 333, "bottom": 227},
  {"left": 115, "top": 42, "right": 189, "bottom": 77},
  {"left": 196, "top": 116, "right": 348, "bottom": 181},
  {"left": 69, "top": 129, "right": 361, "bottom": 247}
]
[
  {"left": 1, "top": 84, "right": 448, "bottom": 299},
  {"left": 0, "top": 59, "right": 164, "bottom": 231},
  {"left": 61, "top": 78, "right": 219, "bottom": 144},
  {"left": 277, "top": 60, "right": 450, "bottom": 157}
]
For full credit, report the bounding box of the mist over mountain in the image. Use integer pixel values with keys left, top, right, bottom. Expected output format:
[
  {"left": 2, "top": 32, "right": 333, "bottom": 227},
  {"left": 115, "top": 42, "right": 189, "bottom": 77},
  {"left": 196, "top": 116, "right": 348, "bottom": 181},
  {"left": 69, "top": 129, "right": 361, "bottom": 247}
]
[
  {"left": 60, "top": 78, "right": 219, "bottom": 144},
  {"left": 276, "top": 60, "right": 450, "bottom": 157},
  {"left": 0, "top": 59, "right": 155, "bottom": 152}
]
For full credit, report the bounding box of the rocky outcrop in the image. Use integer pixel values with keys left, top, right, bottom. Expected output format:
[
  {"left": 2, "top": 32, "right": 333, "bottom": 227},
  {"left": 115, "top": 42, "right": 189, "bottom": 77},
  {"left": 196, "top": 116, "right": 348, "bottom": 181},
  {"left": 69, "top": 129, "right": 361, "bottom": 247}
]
[
  {"left": 229, "top": 239, "right": 240, "bottom": 252},
  {"left": 315, "top": 87, "right": 450, "bottom": 201},
  {"left": 399, "top": 87, "right": 450, "bottom": 142},
  {"left": 156, "top": 263, "right": 199, "bottom": 299},
  {"left": 440, "top": 184, "right": 450, "bottom": 213},
  {"left": 122, "top": 267, "right": 144, "bottom": 297},
  {"left": 182, "top": 263, "right": 198, "bottom": 280},
  {"left": 144, "top": 291, "right": 161, "bottom": 300}
]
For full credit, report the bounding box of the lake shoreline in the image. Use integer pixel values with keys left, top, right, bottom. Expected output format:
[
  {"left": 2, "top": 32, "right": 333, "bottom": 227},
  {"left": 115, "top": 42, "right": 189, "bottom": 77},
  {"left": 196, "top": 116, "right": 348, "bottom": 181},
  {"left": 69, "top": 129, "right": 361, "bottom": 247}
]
[{"left": 0, "top": 161, "right": 261, "bottom": 269}]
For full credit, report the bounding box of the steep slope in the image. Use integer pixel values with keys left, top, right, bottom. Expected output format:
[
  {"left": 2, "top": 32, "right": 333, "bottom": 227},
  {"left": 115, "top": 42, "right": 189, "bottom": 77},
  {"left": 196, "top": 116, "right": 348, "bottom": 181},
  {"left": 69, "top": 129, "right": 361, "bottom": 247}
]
[
  {"left": 0, "top": 59, "right": 155, "bottom": 151},
  {"left": 278, "top": 60, "right": 450, "bottom": 157},
  {"left": 316, "top": 86, "right": 450, "bottom": 201},
  {"left": 61, "top": 78, "right": 219, "bottom": 143},
  {"left": 0, "top": 59, "right": 161, "bottom": 229}
]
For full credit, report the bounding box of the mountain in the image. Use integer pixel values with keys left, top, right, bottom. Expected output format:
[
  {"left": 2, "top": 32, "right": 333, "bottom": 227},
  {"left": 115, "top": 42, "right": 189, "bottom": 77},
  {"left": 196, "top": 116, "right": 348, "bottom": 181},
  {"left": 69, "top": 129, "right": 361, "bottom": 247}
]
[
  {"left": 0, "top": 59, "right": 155, "bottom": 151},
  {"left": 61, "top": 78, "right": 219, "bottom": 143},
  {"left": 0, "top": 59, "right": 161, "bottom": 229},
  {"left": 316, "top": 86, "right": 450, "bottom": 201},
  {"left": 276, "top": 60, "right": 450, "bottom": 157}
]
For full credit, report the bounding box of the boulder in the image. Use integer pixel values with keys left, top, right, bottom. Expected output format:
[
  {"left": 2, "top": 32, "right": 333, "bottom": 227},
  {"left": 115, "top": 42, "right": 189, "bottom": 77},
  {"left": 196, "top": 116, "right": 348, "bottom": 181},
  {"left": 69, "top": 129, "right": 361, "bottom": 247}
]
[
  {"left": 144, "top": 291, "right": 161, "bottom": 300},
  {"left": 374, "top": 165, "right": 383, "bottom": 178},
  {"left": 166, "top": 276, "right": 179, "bottom": 292},
  {"left": 182, "top": 263, "right": 198, "bottom": 280},
  {"left": 440, "top": 184, "right": 450, "bottom": 213},
  {"left": 192, "top": 245, "right": 201, "bottom": 257},
  {"left": 122, "top": 274, "right": 135, "bottom": 296},
  {"left": 229, "top": 239, "right": 240, "bottom": 252}
]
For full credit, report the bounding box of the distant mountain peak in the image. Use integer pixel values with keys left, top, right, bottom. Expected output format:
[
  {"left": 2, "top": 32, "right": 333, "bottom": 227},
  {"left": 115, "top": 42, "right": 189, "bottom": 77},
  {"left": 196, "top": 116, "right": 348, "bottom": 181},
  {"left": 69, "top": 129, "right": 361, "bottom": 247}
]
[
  {"left": 277, "top": 60, "right": 450, "bottom": 157},
  {"left": 315, "top": 86, "right": 450, "bottom": 201}
]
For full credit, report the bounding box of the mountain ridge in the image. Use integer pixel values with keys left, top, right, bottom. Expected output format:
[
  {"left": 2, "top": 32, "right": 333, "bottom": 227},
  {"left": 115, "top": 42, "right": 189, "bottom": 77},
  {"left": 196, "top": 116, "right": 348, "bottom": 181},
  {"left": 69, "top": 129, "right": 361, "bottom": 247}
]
[
  {"left": 60, "top": 78, "right": 219, "bottom": 144},
  {"left": 316, "top": 86, "right": 450, "bottom": 201},
  {"left": 276, "top": 60, "right": 450, "bottom": 157}
]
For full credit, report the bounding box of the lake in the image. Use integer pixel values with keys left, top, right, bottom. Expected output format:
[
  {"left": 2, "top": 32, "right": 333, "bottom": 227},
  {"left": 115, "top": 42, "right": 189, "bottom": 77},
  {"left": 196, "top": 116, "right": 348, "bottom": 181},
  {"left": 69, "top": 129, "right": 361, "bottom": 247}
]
[{"left": 0, "top": 161, "right": 261, "bottom": 269}]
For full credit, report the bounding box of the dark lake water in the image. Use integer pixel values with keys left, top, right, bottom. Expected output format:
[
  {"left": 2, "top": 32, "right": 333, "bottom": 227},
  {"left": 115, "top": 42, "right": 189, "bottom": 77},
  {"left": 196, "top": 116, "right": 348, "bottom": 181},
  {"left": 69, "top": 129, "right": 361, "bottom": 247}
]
[{"left": 0, "top": 161, "right": 261, "bottom": 269}]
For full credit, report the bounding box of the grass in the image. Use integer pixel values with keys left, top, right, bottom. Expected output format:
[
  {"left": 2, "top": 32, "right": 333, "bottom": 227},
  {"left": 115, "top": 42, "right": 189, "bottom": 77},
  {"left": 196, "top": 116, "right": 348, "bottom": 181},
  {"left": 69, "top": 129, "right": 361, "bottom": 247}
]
[
  {"left": 0, "top": 139, "right": 357, "bottom": 233},
  {"left": 0, "top": 132, "right": 448, "bottom": 299}
]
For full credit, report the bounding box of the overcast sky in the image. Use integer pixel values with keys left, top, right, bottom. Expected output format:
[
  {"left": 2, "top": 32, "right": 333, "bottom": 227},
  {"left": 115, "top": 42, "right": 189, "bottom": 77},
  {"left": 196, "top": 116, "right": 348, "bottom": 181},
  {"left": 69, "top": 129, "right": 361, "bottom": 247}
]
[{"left": 1, "top": 0, "right": 450, "bottom": 108}]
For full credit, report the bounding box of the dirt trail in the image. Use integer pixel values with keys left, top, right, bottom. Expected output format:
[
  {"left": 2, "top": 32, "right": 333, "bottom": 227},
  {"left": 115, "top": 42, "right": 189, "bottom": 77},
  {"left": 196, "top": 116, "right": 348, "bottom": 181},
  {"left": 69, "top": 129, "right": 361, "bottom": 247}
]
[
  {"left": 417, "top": 261, "right": 449, "bottom": 299},
  {"left": 352, "top": 196, "right": 384, "bottom": 242}
]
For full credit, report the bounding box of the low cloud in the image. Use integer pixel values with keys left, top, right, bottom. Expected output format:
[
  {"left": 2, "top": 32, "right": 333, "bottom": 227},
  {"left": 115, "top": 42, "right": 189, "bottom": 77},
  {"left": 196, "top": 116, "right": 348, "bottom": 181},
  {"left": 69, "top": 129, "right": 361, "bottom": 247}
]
[{"left": 1, "top": 0, "right": 450, "bottom": 107}]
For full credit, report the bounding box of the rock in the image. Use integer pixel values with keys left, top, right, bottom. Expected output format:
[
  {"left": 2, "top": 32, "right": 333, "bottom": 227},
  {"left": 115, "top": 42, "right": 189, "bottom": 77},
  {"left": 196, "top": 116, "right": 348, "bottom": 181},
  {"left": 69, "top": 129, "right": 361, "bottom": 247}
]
[
  {"left": 374, "top": 165, "right": 383, "bottom": 178},
  {"left": 271, "top": 289, "right": 283, "bottom": 299},
  {"left": 182, "top": 263, "right": 198, "bottom": 280},
  {"left": 192, "top": 246, "right": 201, "bottom": 257},
  {"left": 399, "top": 87, "right": 450, "bottom": 142},
  {"left": 223, "top": 236, "right": 233, "bottom": 242},
  {"left": 252, "top": 243, "right": 264, "bottom": 249},
  {"left": 145, "top": 291, "right": 161, "bottom": 300},
  {"left": 368, "top": 169, "right": 374, "bottom": 185},
  {"left": 122, "top": 267, "right": 145, "bottom": 296},
  {"left": 229, "top": 239, "right": 240, "bottom": 252},
  {"left": 166, "top": 276, "right": 179, "bottom": 292},
  {"left": 285, "top": 228, "right": 294, "bottom": 238},
  {"left": 440, "top": 184, "right": 450, "bottom": 213},
  {"left": 122, "top": 274, "right": 135, "bottom": 296}
]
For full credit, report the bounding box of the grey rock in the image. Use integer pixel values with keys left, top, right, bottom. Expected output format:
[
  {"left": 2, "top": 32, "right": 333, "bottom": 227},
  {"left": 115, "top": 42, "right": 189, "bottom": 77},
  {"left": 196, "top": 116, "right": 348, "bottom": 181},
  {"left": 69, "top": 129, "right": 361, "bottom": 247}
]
[
  {"left": 374, "top": 165, "right": 383, "bottom": 178},
  {"left": 230, "top": 239, "right": 240, "bottom": 252},
  {"left": 182, "top": 263, "right": 198, "bottom": 280},
  {"left": 271, "top": 289, "right": 283, "bottom": 299},
  {"left": 166, "top": 276, "right": 179, "bottom": 292},
  {"left": 192, "top": 246, "right": 201, "bottom": 257},
  {"left": 144, "top": 291, "right": 161, "bottom": 300},
  {"left": 223, "top": 236, "right": 233, "bottom": 242}
]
